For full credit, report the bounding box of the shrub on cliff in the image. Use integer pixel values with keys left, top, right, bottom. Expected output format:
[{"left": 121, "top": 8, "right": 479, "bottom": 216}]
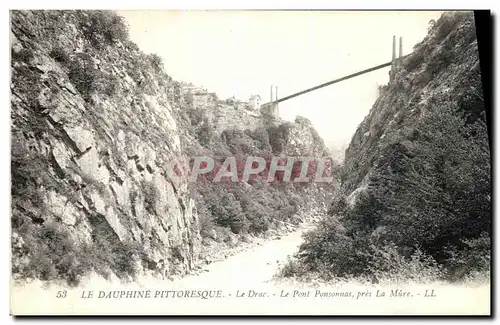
[
  {"left": 207, "top": 192, "right": 249, "bottom": 234},
  {"left": 82, "top": 232, "right": 142, "bottom": 280},
  {"left": 49, "top": 46, "right": 71, "bottom": 65},
  {"left": 11, "top": 137, "right": 54, "bottom": 202},
  {"left": 81, "top": 10, "right": 129, "bottom": 49},
  {"left": 148, "top": 53, "right": 164, "bottom": 73},
  {"left": 297, "top": 217, "right": 371, "bottom": 278},
  {"left": 403, "top": 51, "right": 424, "bottom": 72},
  {"left": 18, "top": 221, "right": 87, "bottom": 286},
  {"left": 442, "top": 233, "right": 490, "bottom": 281},
  {"left": 247, "top": 127, "right": 271, "bottom": 151},
  {"left": 68, "top": 57, "right": 119, "bottom": 101},
  {"left": 221, "top": 129, "right": 255, "bottom": 154},
  {"left": 142, "top": 180, "right": 160, "bottom": 214},
  {"left": 12, "top": 48, "right": 34, "bottom": 64},
  {"left": 266, "top": 123, "right": 292, "bottom": 153},
  {"left": 196, "top": 123, "right": 214, "bottom": 147},
  {"left": 283, "top": 227, "right": 444, "bottom": 283}
]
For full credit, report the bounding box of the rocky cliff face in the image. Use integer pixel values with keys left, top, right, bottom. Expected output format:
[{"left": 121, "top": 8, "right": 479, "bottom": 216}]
[
  {"left": 338, "top": 11, "right": 484, "bottom": 204},
  {"left": 11, "top": 10, "right": 202, "bottom": 282},
  {"left": 285, "top": 116, "right": 327, "bottom": 157},
  {"left": 11, "top": 10, "right": 331, "bottom": 284},
  {"left": 197, "top": 101, "right": 271, "bottom": 135}
]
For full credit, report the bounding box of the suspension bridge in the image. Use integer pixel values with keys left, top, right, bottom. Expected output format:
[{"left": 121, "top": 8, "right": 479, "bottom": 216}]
[{"left": 262, "top": 36, "right": 408, "bottom": 117}]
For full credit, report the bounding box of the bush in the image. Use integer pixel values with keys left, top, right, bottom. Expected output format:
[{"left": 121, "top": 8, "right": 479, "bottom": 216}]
[
  {"left": 11, "top": 138, "right": 52, "bottom": 201},
  {"left": 247, "top": 127, "right": 271, "bottom": 152},
  {"left": 403, "top": 51, "right": 424, "bottom": 72},
  {"left": 208, "top": 192, "right": 248, "bottom": 234},
  {"left": 425, "top": 47, "right": 454, "bottom": 77},
  {"left": 286, "top": 234, "right": 443, "bottom": 283},
  {"left": 187, "top": 108, "right": 205, "bottom": 126},
  {"left": 68, "top": 60, "right": 97, "bottom": 101},
  {"left": 458, "top": 68, "right": 485, "bottom": 123},
  {"left": 298, "top": 217, "right": 373, "bottom": 278},
  {"left": 13, "top": 211, "right": 145, "bottom": 286},
  {"left": 221, "top": 129, "right": 254, "bottom": 154},
  {"left": 443, "top": 233, "right": 491, "bottom": 281},
  {"left": 266, "top": 123, "right": 292, "bottom": 153},
  {"left": 196, "top": 202, "right": 216, "bottom": 239},
  {"left": 12, "top": 48, "right": 34, "bottom": 63},
  {"left": 367, "top": 244, "right": 444, "bottom": 283},
  {"left": 49, "top": 46, "right": 71, "bottom": 65},
  {"left": 245, "top": 204, "right": 270, "bottom": 234},
  {"left": 13, "top": 220, "right": 88, "bottom": 286},
  {"left": 148, "top": 53, "right": 164, "bottom": 73},
  {"left": 81, "top": 11, "right": 129, "bottom": 49},
  {"left": 196, "top": 123, "right": 214, "bottom": 147},
  {"left": 293, "top": 215, "right": 445, "bottom": 283},
  {"left": 190, "top": 172, "right": 323, "bottom": 240},
  {"left": 126, "top": 40, "right": 140, "bottom": 52},
  {"left": 435, "top": 14, "right": 456, "bottom": 41},
  {"left": 82, "top": 232, "right": 142, "bottom": 280},
  {"left": 279, "top": 257, "right": 307, "bottom": 278},
  {"left": 142, "top": 181, "right": 160, "bottom": 214},
  {"left": 68, "top": 58, "right": 120, "bottom": 101}
]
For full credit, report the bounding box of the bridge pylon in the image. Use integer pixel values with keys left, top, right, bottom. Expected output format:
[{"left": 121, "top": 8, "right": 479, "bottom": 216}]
[
  {"left": 393, "top": 35, "right": 404, "bottom": 62},
  {"left": 392, "top": 35, "right": 396, "bottom": 61},
  {"left": 399, "top": 36, "right": 403, "bottom": 57}
]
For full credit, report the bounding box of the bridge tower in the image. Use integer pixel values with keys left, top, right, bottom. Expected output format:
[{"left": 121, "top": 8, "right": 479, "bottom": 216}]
[
  {"left": 392, "top": 35, "right": 396, "bottom": 61},
  {"left": 262, "top": 85, "right": 279, "bottom": 118},
  {"left": 274, "top": 85, "right": 279, "bottom": 117},
  {"left": 399, "top": 36, "right": 403, "bottom": 57}
]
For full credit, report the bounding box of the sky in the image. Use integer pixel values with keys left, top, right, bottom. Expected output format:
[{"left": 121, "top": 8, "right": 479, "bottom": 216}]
[{"left": 118, "top": 10, "right": 443, "bottom": 150}]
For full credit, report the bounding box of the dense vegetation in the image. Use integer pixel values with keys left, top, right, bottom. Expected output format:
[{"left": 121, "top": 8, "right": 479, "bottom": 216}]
[
  {"left": 282, "top": 12, "right": 491, "bottom": 283},
  {"left": 179, "top": 107, "right": 335, "bottom": 245}
]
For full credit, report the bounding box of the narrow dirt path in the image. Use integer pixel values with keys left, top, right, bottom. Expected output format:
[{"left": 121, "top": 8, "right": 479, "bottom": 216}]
[{"left": 174, "top": 224, "right": 313, "bottom": 288}]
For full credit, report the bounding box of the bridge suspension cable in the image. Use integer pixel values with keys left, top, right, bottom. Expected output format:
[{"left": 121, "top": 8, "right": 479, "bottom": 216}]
[
  {"left": 269, "top": 61, "right": 393, "bottom": 105},
  {"left": 264, "top": 36, "right": 407, "bottom": 106}
]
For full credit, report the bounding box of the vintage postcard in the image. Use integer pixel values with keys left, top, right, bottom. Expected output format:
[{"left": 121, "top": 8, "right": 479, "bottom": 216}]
[{"left": 9, "top": 9, "right": 491, "bottom": 316}]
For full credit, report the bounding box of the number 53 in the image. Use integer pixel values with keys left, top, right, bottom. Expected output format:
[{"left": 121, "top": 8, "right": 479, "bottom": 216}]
[{"left": 56, "top": 290, "right": 67, "bottom": 298}]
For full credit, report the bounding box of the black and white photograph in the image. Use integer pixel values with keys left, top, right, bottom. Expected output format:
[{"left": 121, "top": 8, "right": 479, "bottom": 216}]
[{"left": 8, "top": 9, "right": 492, "bottom": 316}]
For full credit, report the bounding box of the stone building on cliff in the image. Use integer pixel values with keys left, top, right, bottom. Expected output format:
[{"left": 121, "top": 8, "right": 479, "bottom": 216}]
[{"left": 249, "top": 94, "right": 261, "bottom": 111}]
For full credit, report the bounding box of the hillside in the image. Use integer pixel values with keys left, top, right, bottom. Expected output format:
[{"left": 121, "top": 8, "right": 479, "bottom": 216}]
[
  {"left": 10, "top": 10, "right": 335, "bottom": 285},
  {"left": 282, "top": 11, "right": 491, "bottom": 282}
]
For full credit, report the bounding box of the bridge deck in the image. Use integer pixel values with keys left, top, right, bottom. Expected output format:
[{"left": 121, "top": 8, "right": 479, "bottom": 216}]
[{"left": 264, "top": 55, "right": 410, "bottom": 106}]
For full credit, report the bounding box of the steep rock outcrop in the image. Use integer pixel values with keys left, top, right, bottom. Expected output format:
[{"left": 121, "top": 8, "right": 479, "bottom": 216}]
[
  {"left": 285, "top": 116, "right": 328, "bottom": 157},
  {"left": 11, "top": 10, "right": 200, "bottom": 282},
  {"left": 337, "top": 11, "right": 484, "bottom": 204}
]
